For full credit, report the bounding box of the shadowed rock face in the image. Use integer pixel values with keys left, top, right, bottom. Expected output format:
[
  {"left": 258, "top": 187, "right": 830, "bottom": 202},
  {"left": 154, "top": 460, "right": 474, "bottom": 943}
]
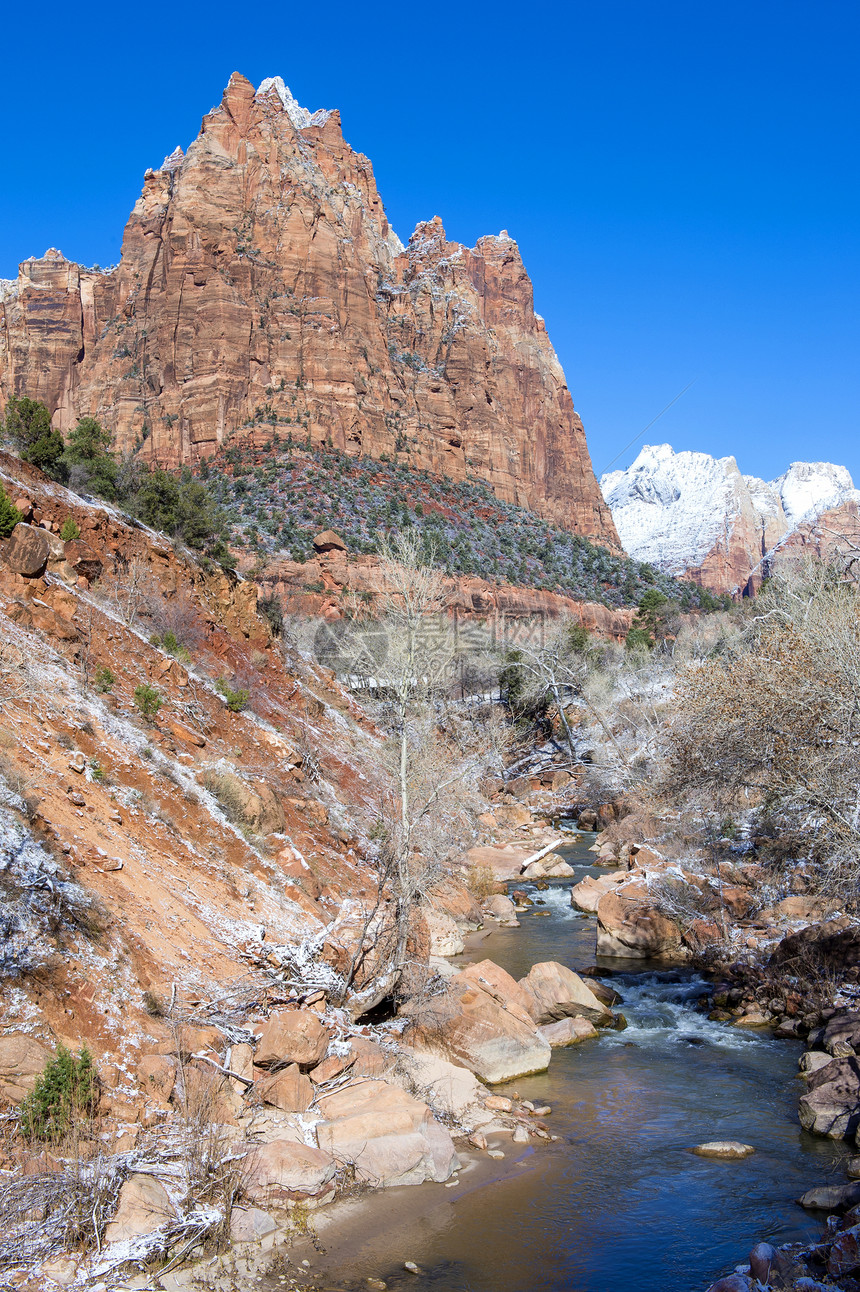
[{"left": 0, "top": 73, "right": 619, "bottom": 550}]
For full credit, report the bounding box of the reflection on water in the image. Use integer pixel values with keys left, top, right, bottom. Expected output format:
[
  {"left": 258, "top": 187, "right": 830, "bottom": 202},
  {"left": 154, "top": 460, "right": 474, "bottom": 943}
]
[{"left": 290, "top": 835, "right": 847, "bottom": 1292}]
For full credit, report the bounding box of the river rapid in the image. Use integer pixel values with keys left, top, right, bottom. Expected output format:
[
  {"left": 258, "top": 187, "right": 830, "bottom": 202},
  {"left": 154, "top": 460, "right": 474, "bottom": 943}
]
[{"left": 278, "top": 835, "right": 848, "bottom": 1292}]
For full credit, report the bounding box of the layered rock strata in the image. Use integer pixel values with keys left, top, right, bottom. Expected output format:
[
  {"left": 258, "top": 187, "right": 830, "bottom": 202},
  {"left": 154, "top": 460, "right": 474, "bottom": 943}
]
[{"left": 0, "top": 73, "right": 619, "bottom": 549}]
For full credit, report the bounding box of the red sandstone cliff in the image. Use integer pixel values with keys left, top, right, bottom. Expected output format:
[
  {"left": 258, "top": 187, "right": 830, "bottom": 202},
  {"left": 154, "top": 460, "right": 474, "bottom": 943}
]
[{"left": 0, "top": 73, "right": 619, "bottom": 550}]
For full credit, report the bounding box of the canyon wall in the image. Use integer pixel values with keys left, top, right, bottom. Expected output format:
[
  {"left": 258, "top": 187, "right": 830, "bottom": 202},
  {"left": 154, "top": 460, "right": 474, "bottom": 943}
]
[{"left": 0, "top": 73, "right": 619, "bottom": 550}]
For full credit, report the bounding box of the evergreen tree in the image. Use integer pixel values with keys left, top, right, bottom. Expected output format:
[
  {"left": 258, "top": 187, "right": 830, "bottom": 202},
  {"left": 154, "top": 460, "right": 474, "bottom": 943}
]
[
  {"left": 3, "top": 397, "right": 64, "bottom": 474},
  {"left": 61, "top": 416, "right": 118, "bottom": 498}
]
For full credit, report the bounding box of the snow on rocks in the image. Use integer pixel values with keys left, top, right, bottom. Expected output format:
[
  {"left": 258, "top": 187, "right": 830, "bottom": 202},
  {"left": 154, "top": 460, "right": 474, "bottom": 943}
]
[{"left": 601, "top": 443, "right": 860, "bottom": 590}]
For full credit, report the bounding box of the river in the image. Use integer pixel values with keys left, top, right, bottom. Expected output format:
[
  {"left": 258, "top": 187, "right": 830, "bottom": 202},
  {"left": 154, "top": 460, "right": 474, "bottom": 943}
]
[{"left": 271, "top": 834, "right": 848, "bottom": 1292}]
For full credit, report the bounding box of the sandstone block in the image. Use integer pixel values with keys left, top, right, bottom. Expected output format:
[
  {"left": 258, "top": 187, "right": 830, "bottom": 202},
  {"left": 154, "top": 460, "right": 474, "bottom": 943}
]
[
  {"left": 518, "top": 961, "right": 611, "bottom": 1025},
  {"left": 256, "top": 1064, "right": 314, "bottom": 1112},
  {"left": 316, "top": 1080, "right": 458, "bottom": 1187},
  {"left": 104, "top": 1174, "right": 174, "bottom": 1243},
  {"left": 255, "top": 1010, "right": 330, "bottom": 1069},
  {"left": 0, "top": 1033, "right": 53, "bottom": 1103},
  {"left": 538, "top": 1016, "right": 599, "bottom": 1047},
  {"left": 242, "top": 1139, "right": 336, "bottom": 1206},
  {"left": 2, "top": 524, "right": 49, "bottom": 577}
]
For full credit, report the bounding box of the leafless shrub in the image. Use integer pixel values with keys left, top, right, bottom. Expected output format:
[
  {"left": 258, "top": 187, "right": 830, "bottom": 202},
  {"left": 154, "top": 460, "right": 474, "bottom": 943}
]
[
  {"left": 98, "top": 554, "right": 155, "bottom": 628},
  {"left": 0, "top": 1115, "right": 125, "bottom": 1269},
  {"left": 662, "top": 560, "right": 860, "bottom": 904},
  {"left": 145, "top": 591, "right": 206, "bottom": 653}
]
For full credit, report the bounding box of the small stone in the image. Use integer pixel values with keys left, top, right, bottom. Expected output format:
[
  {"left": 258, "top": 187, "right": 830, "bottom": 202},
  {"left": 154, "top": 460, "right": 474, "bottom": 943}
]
[
  {"left": 846, "top": 1156, "right": 860, "bottom": 1179},
  {"left": 404, "top": 1262, "right": 421, "bottom": 1275},
  {"left": 69, "top": 752, "right": 85, "bottom": 774},
  {"left": 487, "top": 1149, "right": 505, "bottom": 1159},
  {"left": 691, "top": 1141, "right": 755, "bottom": 1159},
  {"left": 484, "top": 1095, "right": 513, "bottom": 1112},
  {"left": 367, "top": 1282, "right": 387, "bottom": 1290},
  {"left": 468, "top": 1132, "right": 487, "bottom": 1150},
  {"left": 512, "top": 1125, "right": 530, "bottom": 1143},
  {"left": 532, "top": 1105, "right": 551, "bottom": 1116},
  {"left": 734, "top": 1011, "right": 772, "bottom": 1028}
]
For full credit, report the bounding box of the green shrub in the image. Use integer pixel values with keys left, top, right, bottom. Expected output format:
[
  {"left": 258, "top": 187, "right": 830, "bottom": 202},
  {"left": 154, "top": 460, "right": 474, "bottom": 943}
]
[
  {"left": 133, "top": 683, "right": 163, "bottom": 721},
  {"left": 0, "top": 485, "right": 20, "bottom": 539},
  {"left": 625, "top": 625, "right": 654, "bottom": 651},
  {"left": 130, "top": 465, "right": 235, "bottom": 567},
  {"left": 60, "top": 517, "right": 81, "bottom": 542},
  {"left": 20, "top": 1046, "right": 98, "bottom": 1141},
  {"left": 215, "top": 679, "right": 249, "bottom": 712},
  {"left": 94, "top": 664, "right": 115, "bottom": 693},
  {"left": 160, "top": 630, "right": 191, "bottom": 663}
]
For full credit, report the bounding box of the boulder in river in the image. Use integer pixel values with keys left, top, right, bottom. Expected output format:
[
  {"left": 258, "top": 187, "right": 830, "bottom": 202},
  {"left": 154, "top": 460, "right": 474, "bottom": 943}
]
[
  {"left": 798, "top": 1056, "right": 860, "bottom": 1138},
  {"left": 799, "top": 1050, "right": 835, "bottom": 1078},
  {"left": 518, "top": 961, "right": 612, "bottom": 1025},
  {"left": 406, "top": 959, "right": 551, "bottom": 1084},
  {"left": 798, "top": 1182, "right": 860, "bottom": 1211},
  {"left": 569, "top": 871, "right": 625, "bottom": 913},
  {"left": 539, "top": 1017, "right": 598, "bottom": 1047},
  {"left": 485, "top": 894, "right": 519, "bottom": 926},
  {"left": 595, "top": 884, "right": 687, "bottom": 962},
  {"left": 691, "top": 1141, "right": 755, "bottom": 1159}
]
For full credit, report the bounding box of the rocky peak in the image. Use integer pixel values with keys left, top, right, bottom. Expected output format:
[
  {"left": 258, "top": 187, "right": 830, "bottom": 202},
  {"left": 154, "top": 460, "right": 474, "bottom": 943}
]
[
  {"left": 0, "top": 72, "right": 619, "bottom": 550},
  {"left": 159, "top": 146, "right": 184, "bottom": 173},
  {"left": 255, "top": 74, "right": 333, "bottom": 130},
  {"left": 602, "top": 443, "right": 860, "bottom": 594}
]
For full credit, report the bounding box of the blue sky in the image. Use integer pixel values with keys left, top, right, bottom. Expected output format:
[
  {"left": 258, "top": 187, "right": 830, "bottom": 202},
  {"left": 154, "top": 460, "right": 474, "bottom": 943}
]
[{"left": 1, "top": 1, "right": 856, "bottom": 484}]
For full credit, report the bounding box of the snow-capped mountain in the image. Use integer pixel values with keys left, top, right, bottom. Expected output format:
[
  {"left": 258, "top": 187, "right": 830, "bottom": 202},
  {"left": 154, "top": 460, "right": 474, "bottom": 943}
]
[{"left": 601, "top": 445, "right": 860, "bottom": 594}]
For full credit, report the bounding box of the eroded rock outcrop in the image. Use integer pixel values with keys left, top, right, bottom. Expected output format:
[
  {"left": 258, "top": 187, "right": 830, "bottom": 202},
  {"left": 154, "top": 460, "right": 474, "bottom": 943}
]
[{"left": 0, "top": 74, "right": 619, "bottom": 550}]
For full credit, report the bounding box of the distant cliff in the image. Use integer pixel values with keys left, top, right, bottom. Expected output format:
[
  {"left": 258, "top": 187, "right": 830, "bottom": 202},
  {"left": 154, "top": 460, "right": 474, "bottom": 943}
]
[
  {"left": 602, "top": 444, "right": 860, "bottom": 595},
  {"left": 0, "top": 73, "right": 619, "bottom": 551}
]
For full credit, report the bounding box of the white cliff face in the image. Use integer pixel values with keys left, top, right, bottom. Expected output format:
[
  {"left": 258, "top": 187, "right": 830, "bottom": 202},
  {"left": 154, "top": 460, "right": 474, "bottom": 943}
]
[{"left": 601, "top": 444, "right": 860, "bottom": 591}]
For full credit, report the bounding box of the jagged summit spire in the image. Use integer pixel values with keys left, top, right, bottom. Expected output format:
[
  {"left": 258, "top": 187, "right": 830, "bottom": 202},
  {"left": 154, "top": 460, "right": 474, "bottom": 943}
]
[
  {"left": 160, "top": 146, "right": 184, "bottom": 173},
  {"left": 255, "top": 75, "right": 332, "bottom": 130}
]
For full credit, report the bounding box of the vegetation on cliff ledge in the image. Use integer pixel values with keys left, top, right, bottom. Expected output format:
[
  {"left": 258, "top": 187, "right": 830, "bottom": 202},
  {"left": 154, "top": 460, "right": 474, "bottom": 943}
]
[{"left": 205, "top": 438, "right": 727, "bottom": 611}]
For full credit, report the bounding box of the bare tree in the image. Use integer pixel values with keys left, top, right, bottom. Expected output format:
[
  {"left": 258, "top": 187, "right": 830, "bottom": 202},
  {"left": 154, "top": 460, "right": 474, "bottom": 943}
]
[{"left": 337, "top": 533, "right": 500, "bottom": 1006}]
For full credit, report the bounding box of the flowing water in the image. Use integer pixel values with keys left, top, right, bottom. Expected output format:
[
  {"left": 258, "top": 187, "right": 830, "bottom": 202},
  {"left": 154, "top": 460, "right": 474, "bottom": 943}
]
[{"left": 285, "top": 835, "right": 848, "bottom": 1292}]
